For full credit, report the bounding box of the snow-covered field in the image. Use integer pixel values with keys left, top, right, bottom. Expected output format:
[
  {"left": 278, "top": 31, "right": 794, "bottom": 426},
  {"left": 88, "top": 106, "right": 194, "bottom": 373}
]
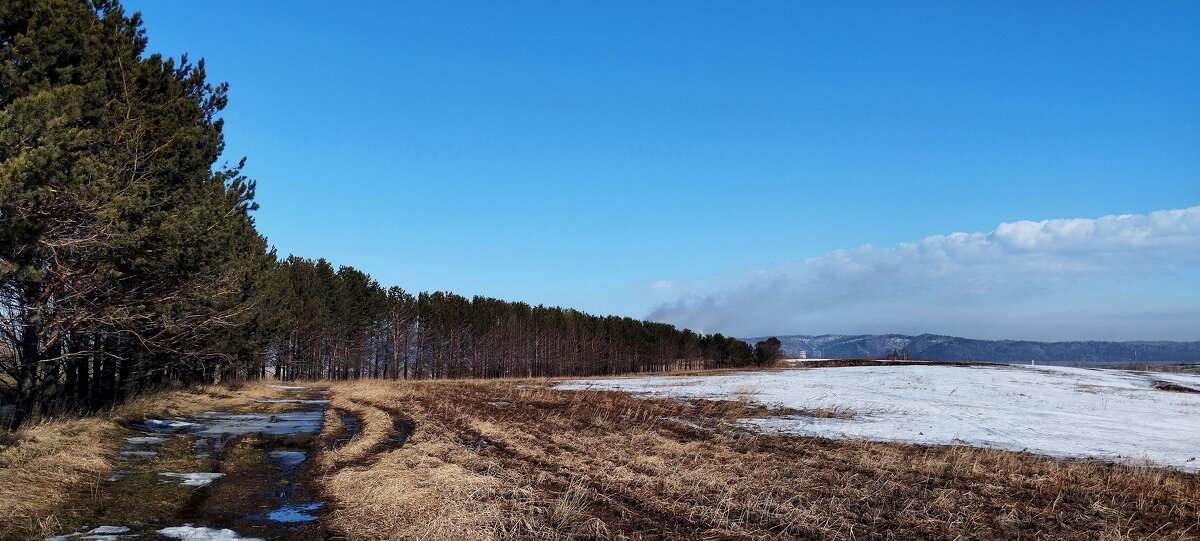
[{"left": 557, "top": 364, "right": 1200, "bottom": 472}]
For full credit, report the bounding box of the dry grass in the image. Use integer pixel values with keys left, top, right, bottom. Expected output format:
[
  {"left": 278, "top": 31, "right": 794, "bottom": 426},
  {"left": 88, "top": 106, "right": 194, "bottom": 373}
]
[
  {"left": 0, "top": 380, "right": 293, "bottom": 539},
  {"left": 1095, "top": 363, "right": 1200, "bottom": 375},
  {"left": 316, "top": 378, "right": 1200, "bottom": 541},
  {"left": 5, "top": 376, "right": 1197, "bottom": 540},
  {"left": 320, "top": 386, "right": 399, "bottom": 470}
]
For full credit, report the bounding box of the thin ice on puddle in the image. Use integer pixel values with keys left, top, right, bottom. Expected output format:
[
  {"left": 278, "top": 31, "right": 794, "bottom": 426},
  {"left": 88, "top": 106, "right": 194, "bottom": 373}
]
[
  {"left": 269, "top": 450, "right": 306, "bottom": 468},
  {"left": 118, "top": 450, "right": 157, "bottom": 460},
  {"left": 137, "top": 410, "right": 324, "bottom": 451},
  {"left": 159, "top": 472, "right": 225, "bottom": 487},
  {"left": 45, "top": 525, "right": 134, "bottom": 540},
  {"left": 157, "top": 524, "right": 264, "bottom": 541},
  {"left": 241, "top": 398, "right": 330, "bottom": 405}
]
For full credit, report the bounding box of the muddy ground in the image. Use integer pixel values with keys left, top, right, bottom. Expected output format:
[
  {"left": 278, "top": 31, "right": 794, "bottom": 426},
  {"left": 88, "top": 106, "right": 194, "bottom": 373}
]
[{"left": 41, "top": 386, "right": 349, "bottom": 541}]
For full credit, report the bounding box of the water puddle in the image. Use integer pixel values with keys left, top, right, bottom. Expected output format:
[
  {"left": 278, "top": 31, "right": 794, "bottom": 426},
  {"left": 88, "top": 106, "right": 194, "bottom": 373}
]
[
  {"left": 333, "top": 413, "right": 360, "bottom": 450},
  {"left": 45, "top": 526, "right": 136, "bottom": 540},
  {"left": 47, "top": 386, "right": 333, "bottom": 540},
  {"left": 159, "top": 472, "right": 225, "bottom": 487},
  {"left": 158, "top": 524, "right": 263, "bottom": 540},
  {"left": 244, "top": 445, "right": 323, "bottom": 526}
]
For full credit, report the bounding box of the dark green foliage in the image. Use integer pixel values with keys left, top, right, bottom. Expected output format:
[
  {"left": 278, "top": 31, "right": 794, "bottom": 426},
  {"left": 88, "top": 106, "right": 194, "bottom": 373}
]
[
  {"left": 0, "top": 0, "right": 268, "bottom": 424},
  {"left": 754, "top": 337, "right": 783, "bottom": 365},
  {"left": 263, "top": 257, "right": 759, "bottom": 380}
]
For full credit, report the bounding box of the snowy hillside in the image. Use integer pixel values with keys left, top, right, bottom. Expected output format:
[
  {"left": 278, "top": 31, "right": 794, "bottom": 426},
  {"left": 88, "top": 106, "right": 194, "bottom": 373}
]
[
  {"left": 557, "top": 364, "right": 1200, "bottom": 471},
  {"left": 743, "top": 333, "right": 1200, "bottom": 365}
]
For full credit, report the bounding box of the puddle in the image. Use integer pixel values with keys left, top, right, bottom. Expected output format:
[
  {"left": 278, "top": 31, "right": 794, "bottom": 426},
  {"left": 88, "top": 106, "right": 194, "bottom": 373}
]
[
  {"left": 255, "top": 502, "right": 323, "bottom": 523},
  {"left": 243, "top": 446, "right": 323, "bottom": 526},
  {"left": 47, "top": 388, "right": 333, "bottom": 540},
  {"left": 269, "top": 450, "right": 306, "bottom": 468},
  {"left": 241, "top": 398, "right": 331, "bottom": 405},
  {"left": 46, "top": 526, "right": 135, "bottom": 540},
  {"left": 158, "top": 524, "right": 263, "bottom": 540},
  {"left": 333, "top": 414, "right": 360, "bottom": 450},
  {"left": 194, "top": 439, "right": 212, "bottom": 459},
  {"left": 138, "top": 410, "right": 324, "bottom": 451},
  {"left": 160, "top": 472, "right": 225, "bottom": 487},
  {"left": 118, "top": 450, "right": 158, "bottom": 460}
]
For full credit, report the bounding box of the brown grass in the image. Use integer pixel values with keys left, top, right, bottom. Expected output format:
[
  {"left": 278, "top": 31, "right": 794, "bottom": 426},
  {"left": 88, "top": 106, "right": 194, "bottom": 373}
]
[
  {"left": 1095, "top": 363, "right": 1200, "bottom": 375},
  {"left": 0, "top": 380, "right": 294, "bottom": 539},
  {"left": 5, "top": 376, "right": 1198, "bottom": 540},
  {"left": 315, "top": 379, "right": 1200, "bottom": 540}
]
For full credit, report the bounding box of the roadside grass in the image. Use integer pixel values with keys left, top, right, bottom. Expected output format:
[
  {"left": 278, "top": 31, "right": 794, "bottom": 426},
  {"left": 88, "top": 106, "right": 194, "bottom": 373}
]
[
  {"left": 318, "top": 378, "right": 1200, "bottom": 541},
  {"left": 0, "top": 380, "right": 296, "bottom": 539},
  {"left": 5, "top": 375, "right": 1198, "bottom": 540},
  {"left": 1093, "top": 362, "right": 1200, "bottom": 375}
]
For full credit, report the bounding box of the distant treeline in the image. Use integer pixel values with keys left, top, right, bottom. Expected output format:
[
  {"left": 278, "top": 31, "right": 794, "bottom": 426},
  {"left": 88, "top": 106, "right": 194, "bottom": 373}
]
[
  {"left": 0, "top": 1, "right": 767, "bottom": 426},
  {"left": 263, "top": 257, "right": 763, "bottom": 382}
]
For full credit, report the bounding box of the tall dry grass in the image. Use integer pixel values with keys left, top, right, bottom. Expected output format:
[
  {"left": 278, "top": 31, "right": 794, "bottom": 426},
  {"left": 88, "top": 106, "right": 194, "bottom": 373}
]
[
  {"left": 0, "top": 380, "right": 289, "bottom": 539},
  {"left": 315, "top": 379, "right": 1200, "bottom": 540}
]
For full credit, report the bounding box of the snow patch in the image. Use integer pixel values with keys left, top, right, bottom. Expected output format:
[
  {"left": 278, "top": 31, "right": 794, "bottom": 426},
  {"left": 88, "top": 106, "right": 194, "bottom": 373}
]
[
  {"left": 157, "top": 525, "right": 262, "bottom": 541},
  {"left": 159, "top": 472, "right": 225, "bottom": 487},
  {"left": 138, "top": 419, "right": 195, "bottom": 431},
  {"left": 558, "top": 365, "right": 1200, "bottom": 471}
]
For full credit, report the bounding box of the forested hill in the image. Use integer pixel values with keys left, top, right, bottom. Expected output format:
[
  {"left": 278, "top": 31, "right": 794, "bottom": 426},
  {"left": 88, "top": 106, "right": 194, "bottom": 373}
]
[
  {"left": 743, "top": 334, "right": 1200, "bottom": 365},
  {"left": 0, "top": 0, "right": 763, "bottom": 427}
]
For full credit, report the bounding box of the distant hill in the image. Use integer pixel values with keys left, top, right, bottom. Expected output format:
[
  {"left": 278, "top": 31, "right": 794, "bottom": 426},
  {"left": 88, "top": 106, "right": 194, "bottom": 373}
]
[{"left": 740, "top": 333, "right": 1200, "bottom": 365}]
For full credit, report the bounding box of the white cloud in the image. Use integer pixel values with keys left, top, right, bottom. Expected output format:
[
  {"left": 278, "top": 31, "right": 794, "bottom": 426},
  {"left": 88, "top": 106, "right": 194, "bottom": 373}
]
[
  {"left": 648, "top": 206, "right": 1200, "bottom": 340},
  {"left": 650, "top": 280, "right": 675, "bottom": 290}
]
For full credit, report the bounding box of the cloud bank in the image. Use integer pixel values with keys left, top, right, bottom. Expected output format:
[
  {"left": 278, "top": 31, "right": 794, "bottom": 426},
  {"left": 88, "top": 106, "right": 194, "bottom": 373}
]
[{"left": 648, "top": 207, "right": 1200, "bottom": 341}]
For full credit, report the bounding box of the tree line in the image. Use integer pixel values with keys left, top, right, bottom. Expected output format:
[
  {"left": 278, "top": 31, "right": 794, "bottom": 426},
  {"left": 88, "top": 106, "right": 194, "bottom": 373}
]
[
  {"left": 261, "top": 256, "right": 765, "bottom": 382},
  {"left": 0, "top": 0, "right": 777, "bottom": 427}
]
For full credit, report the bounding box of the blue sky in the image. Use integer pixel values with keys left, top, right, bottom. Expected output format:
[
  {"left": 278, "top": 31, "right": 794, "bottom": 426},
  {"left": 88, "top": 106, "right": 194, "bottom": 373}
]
[{"left": 125, "top": 1, "right": 1199, "bottom": 340}]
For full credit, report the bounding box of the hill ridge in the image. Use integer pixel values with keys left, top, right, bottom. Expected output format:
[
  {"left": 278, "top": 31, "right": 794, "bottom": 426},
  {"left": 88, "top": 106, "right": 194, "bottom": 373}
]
[{"left": 741, "top": 333, "right": 1200, "bottom": 365}]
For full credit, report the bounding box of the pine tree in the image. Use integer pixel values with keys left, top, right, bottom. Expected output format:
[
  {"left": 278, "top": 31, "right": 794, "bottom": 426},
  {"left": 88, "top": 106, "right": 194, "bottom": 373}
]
[{"left": 0, "top": 0, "right": 266, "bottom": 423}]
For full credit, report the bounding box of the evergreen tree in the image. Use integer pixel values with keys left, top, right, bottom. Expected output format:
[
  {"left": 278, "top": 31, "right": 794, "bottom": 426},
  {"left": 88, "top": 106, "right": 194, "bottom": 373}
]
[
  {"left": 0, "top": 0, "right": 266, "bottom": 423},
  {"left": 754, "top": 337, "right": 783, "bottom": 366}
]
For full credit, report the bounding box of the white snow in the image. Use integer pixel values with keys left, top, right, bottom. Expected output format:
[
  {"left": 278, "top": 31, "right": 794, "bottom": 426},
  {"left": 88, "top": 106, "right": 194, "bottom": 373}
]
[
  {"left": 557, "top": 364, "right": 1200, "bottom": 471},
  {"left": 139, "top": 419, "right": 196, "bottom": 431},
  {"left": 159, "top": 472, "right": 225, "bottom": 487},
  {"left": 157, "top": 525, "right": 262, "bottom": 541},
  {"left": 44, "top": 526, "right": 134, "bottom": 540}
]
